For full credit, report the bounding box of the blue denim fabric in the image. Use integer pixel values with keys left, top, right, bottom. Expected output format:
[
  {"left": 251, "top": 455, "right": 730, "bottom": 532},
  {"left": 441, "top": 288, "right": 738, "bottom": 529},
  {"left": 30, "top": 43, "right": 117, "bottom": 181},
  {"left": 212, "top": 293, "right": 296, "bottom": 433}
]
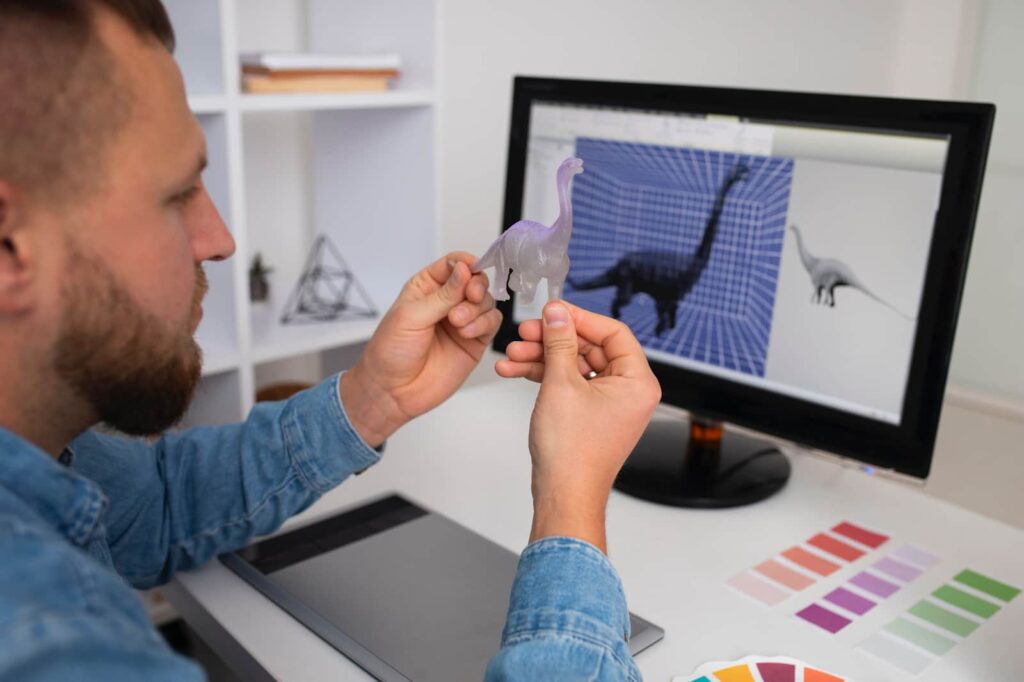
[
  {"left": 0, "top": 373, "right": 639, "bottom": 680},
  {"left": 485, "top": 537, "right": 642, "bottom": 681}
]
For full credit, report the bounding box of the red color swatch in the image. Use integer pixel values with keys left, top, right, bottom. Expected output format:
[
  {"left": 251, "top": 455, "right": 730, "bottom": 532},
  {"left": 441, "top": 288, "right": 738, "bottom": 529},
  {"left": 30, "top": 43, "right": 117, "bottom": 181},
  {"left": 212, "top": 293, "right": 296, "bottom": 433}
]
[
  {"left": 808, "top": 533, "right": 865, "bottom": 561},
  {"left": 832, "top": 521, "right": 889, "bottom": 548},
  {"left": 757, "top": 662, "right": 796, "bottom": 682}
]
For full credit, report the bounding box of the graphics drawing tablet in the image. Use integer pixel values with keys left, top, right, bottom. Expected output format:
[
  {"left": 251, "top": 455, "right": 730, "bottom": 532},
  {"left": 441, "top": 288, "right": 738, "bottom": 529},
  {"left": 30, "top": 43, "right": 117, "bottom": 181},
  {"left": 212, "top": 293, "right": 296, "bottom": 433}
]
[{"left": 221, "top": 493, "right": 664, "bottom": 681}]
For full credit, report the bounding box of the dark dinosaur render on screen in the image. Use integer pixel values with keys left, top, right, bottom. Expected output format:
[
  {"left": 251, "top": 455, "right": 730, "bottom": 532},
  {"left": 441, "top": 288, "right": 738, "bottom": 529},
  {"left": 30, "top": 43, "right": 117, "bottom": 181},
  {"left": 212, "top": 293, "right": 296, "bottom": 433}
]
[{"left": 568, "top": 164, "right": 749, "bottom": 335}]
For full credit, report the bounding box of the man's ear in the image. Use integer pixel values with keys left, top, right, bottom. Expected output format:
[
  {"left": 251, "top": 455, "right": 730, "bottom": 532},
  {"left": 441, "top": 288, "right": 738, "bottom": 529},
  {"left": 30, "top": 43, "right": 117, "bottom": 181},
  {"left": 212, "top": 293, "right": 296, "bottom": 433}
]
[{"left": 0, "top": 181, "right": 36, "bottom": 316}]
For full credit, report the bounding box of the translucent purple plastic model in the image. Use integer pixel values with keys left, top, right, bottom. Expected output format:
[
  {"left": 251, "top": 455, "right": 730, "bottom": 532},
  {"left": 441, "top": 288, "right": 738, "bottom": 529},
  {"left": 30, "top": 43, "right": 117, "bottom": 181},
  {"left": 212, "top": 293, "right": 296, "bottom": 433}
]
[{"left": 472, "top": 157, "right": 583, "bottom": 303}]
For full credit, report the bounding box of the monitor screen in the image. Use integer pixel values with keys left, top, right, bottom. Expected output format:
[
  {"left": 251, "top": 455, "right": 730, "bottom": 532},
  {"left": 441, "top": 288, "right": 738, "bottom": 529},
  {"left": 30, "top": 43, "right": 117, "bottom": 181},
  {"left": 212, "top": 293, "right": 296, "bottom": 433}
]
[
  {"left": 513, "top": 101, "right": 949, "bottom": 426},
  {"left": 495, "top": 78, "right": 993, "bottom": 478}
]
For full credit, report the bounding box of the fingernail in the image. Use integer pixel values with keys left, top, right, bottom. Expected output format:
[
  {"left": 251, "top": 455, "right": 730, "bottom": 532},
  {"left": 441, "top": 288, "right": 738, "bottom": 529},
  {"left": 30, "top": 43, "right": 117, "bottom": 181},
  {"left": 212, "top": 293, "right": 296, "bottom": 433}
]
[
  {"left": 453, "top": 307, "right": 468, "bottom": 323},
  {"left": 448, "top": 264, "right": 463, "bottom": 285},
  {"left": 544, "top": 303, "right": 568, "bottom": 328}
]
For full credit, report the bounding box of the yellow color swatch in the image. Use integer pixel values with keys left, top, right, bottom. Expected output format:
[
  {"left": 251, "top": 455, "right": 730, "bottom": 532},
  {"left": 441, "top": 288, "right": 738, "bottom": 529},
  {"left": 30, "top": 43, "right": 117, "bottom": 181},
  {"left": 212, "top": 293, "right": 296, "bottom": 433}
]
[{"left": 714, "top": 664, "right": 756, "bottom": 682}]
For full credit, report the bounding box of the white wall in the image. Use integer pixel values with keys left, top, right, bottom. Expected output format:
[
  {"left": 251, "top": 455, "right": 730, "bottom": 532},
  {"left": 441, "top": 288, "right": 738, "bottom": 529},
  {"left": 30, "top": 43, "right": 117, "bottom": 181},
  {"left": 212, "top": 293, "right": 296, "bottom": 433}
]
[
  {"left": 438, "top": 0, "right": 1023, "bottom": 404},
  {"left": 947, "top": 0, "right": 1024, "bottom": 402}
]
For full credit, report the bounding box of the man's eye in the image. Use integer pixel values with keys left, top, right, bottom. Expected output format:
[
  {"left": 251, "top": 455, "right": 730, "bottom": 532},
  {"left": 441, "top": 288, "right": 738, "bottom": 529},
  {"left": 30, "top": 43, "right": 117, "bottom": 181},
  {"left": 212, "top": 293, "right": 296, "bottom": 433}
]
[{"left": 173, "top": 186, "right": 201, "bottom": 206}]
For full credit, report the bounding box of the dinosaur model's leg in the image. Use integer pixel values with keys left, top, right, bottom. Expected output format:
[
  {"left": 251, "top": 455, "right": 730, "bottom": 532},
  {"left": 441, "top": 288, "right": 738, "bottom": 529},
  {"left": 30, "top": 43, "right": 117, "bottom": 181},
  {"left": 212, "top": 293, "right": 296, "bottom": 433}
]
[
  {"left": 827, "top": 285, "right": 836, "bottom": 307},
  {"left": 494, "top": 248, "right": 510, "bottom": 301},
  {"left": 654, "top": 301, "right": 669, "bottom": 336},
  {"left": 508, "top": 269, "right": 524, "bottom": 294},
  {"left": 611, "top": 291, "right": 628, "bottom": 320},
  {"left": 519, "top": 275, "right": 540, "bottom": 304},
  {"left": 547, "top": 275, "right": 565, "bottom": 301},
  {"left": 668, "top": 302, "right": 678, "bottom": 330}
]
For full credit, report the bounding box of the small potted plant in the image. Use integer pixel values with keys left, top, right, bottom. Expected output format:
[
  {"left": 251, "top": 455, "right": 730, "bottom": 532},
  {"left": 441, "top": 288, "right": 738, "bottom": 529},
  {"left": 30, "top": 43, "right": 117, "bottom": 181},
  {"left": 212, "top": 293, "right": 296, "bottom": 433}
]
[{"left": 249, "top": 253, "right": 273, "bottom": 303}]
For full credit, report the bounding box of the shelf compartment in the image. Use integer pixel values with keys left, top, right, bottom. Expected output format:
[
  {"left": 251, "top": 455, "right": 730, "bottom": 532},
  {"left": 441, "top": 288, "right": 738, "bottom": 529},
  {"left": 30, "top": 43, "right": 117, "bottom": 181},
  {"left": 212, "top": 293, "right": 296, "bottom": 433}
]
[
  {"left": 163, "top": 0, "right": 225, "bottom": 96},
  {"left": 250, "top": 316, "right": 380, "bottom": 365},
  {"left": 200, "top": 347, "right": 241, "bottom": 377},
  {"left": 182, "top": 370, "right": 244, "bottom": 427},
  {"left": 239, "top": 90, "right": 434, "bottom": 113},
  {"left": 189, "top": 95, "right": 229, "bottom": 114}
]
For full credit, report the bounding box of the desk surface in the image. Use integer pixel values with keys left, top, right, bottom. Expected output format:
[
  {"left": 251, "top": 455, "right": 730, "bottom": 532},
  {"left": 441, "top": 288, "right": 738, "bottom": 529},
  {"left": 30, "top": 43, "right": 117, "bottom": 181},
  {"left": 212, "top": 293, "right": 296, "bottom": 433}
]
[{"left": 166, "top": 379, "right": 1024, "bottom": 682}]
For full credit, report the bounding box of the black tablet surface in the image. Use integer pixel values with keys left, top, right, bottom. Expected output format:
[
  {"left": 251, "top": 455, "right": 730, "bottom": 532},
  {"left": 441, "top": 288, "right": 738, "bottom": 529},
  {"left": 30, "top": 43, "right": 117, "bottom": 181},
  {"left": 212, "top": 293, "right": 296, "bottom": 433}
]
[{"left": 221, "top": 493, "right": 664, "bottom": 681}]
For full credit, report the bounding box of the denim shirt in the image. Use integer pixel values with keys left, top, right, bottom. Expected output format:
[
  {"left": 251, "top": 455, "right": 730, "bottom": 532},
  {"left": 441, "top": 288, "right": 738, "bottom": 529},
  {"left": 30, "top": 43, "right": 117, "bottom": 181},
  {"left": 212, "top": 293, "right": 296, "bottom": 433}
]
[{"left": 0, "top": 374, "right": 640, "bottom": 681}]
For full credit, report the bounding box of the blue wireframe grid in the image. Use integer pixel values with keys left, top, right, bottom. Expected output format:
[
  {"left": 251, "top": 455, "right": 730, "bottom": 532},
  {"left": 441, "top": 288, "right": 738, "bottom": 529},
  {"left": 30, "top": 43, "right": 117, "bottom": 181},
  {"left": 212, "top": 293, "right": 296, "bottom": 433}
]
[{"left": 565, "top": 138, "right": 793, "bottom": 377}]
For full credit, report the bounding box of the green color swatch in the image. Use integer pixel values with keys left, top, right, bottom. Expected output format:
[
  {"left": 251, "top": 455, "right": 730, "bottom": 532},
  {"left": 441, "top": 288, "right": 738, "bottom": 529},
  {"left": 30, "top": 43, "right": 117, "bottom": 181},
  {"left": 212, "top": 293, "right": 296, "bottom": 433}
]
[
  {"left": 885, "top": 617, "right": 957, "bottom": 655},
  {"left": 908, "top": 600, "right": 979, "bottom": 637},
  {"left": 954, "top": 570, "right": 1021, "bottom": 602},
  {"left": 933, "top": 585, "right": 1000, "bottom": 618}
]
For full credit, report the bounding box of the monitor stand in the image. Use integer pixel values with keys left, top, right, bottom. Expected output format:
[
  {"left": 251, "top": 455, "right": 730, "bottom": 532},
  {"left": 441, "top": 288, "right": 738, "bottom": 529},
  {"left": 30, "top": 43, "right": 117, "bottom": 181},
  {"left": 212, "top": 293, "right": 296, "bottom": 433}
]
[{"left": 613, "top": 413, "right": 790, "bottom": 508}]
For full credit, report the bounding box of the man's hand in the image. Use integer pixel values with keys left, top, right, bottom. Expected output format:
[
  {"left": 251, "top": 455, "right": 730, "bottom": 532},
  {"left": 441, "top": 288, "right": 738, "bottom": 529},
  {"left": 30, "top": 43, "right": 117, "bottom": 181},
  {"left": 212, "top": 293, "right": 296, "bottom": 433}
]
[
  {"left": 340, "top": 252, "right": 502, "bottom": 448},
  {"left": 496, "top": 301, "right": 661, "bottom": 553}
]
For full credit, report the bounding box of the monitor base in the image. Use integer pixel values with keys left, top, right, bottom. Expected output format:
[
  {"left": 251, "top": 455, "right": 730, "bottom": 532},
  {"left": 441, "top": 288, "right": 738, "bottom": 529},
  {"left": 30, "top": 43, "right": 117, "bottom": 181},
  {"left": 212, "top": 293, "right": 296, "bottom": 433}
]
[{"left": 613, "top": 414, "right": 790, "bottom": 508}]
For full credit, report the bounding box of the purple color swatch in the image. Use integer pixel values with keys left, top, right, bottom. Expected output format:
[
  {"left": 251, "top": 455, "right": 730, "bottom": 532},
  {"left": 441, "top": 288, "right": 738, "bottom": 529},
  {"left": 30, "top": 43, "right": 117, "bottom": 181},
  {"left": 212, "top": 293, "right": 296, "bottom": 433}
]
[
  {"left": 892, "top": 544, "right": 940, "bottom": 568},
  {"left": 851, "top": 571, "right": 900, "bottom": 598},
  {"left": 824, "top": 586, "right": 877, "bottom": 615},
  {"left": 875, "top": 557, "right": 923, "bottom": 582},
  {"left": 797, "top": 603, "right": 852, "bottom": 633},
  {"left": 757, "top": 662, "right": 796, "bottom": 682}
]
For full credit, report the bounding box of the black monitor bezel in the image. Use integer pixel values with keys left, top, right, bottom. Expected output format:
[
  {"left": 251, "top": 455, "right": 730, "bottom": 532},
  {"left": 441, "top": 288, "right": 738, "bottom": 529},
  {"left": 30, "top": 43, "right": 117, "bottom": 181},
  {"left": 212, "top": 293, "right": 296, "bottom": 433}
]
[{"left": 492, "top": 76, "right": 994, "bottom": 479}]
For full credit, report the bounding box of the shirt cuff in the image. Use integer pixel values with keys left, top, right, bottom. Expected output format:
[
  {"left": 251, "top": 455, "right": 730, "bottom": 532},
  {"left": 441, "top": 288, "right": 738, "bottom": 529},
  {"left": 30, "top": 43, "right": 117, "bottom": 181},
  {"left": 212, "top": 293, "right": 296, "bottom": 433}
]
[
  {"left": 501, "top": 536, "right": 632, "bottom": 652},
  {"left": 280, "top": 372, "right": 383, "bottom": 494}
]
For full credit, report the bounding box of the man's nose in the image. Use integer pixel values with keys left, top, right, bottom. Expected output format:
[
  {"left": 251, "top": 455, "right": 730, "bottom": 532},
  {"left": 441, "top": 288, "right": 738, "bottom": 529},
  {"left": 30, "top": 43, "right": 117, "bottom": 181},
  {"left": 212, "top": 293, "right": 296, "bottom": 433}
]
[{"left": 191, "top": 188, "right": 236, "bottom": 262}]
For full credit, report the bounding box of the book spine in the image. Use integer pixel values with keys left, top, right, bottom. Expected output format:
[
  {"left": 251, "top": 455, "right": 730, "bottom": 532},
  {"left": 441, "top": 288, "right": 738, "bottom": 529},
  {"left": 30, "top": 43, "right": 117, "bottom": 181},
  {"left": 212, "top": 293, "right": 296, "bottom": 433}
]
[
  {"left": 242, "top": 65, "right": 400, "bottom": 79},
  {"left": 242, "top": 75, "right": 391, "bottom": 94}
]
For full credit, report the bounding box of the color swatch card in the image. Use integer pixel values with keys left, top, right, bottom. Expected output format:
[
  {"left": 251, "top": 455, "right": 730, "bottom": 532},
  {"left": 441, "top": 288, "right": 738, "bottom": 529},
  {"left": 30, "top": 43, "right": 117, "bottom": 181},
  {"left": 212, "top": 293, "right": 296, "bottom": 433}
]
[
  {"left": 858, "top": 568, "right": 1021, "bottom": 674},
  {"left": 796, "top": 544, "right": 940, "bottom": 634},
  {"left": 675, "top": 655, "right": 850, "bottom": 682},
  {"left": 728, "top": 521, "right": 889, "bottom": 606}
]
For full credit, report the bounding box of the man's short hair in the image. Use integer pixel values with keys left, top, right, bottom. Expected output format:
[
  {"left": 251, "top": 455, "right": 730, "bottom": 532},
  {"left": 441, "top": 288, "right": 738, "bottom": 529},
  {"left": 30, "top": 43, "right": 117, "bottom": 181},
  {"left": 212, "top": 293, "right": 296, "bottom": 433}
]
[{"left": 0, "top": 0, "right": 175, "bottom": 202}]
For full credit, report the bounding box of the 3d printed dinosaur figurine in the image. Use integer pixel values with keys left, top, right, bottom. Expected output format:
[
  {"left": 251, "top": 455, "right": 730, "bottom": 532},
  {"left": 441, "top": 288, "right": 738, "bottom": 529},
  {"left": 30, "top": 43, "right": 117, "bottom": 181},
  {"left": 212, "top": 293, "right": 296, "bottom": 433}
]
[
  {"left": 790, "top": 224, "right": 914, "bottom": 320},
  {"left": 472, "top": 157, "right": 584, "bottom": 303},
  {"left": 569, "top": 164, "right": 749, "bottom": 335}
]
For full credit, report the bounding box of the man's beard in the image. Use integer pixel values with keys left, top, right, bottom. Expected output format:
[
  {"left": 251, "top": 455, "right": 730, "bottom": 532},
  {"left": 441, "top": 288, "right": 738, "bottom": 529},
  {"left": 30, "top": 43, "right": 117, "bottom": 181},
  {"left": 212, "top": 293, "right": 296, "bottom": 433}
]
[{"left": 54, "top": 239, "right": 207, "bottom": 436}]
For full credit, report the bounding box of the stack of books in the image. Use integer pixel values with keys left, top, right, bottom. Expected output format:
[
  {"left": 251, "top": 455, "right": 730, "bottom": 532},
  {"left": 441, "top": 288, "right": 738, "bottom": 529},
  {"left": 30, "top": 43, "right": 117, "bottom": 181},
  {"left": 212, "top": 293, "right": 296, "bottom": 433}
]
[{"left": 240, "top": 52, "right": 401, "bottom": 94}]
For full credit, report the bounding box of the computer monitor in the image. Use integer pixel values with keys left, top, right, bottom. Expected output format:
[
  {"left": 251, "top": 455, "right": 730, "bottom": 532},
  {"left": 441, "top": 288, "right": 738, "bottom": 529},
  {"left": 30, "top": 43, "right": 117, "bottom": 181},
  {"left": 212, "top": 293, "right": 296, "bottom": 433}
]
[{"left": 492, "top": 76, "right": 994, "bottom": 508}]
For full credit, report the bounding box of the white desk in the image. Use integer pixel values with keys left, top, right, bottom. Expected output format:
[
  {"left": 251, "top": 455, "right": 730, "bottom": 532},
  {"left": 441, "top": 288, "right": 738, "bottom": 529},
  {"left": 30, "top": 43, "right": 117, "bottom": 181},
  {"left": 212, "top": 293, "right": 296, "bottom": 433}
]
[{"left": 165, "top": 379, "right": 1024, "bottom": 681}]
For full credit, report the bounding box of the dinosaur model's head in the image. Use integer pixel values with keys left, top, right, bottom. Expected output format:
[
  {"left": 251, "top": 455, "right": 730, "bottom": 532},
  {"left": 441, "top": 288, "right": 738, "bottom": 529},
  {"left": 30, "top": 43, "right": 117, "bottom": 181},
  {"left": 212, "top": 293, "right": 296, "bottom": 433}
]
[{"left": 557, "top": 157, "right": 584, "bottom": 182}]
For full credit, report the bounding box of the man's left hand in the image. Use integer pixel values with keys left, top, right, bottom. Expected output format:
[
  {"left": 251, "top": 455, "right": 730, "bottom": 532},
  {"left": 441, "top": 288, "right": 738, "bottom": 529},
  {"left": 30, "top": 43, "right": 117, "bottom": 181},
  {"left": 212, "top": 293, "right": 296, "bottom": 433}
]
[{"left": 339, "top": 252, "right": 501, "bottom": 447}]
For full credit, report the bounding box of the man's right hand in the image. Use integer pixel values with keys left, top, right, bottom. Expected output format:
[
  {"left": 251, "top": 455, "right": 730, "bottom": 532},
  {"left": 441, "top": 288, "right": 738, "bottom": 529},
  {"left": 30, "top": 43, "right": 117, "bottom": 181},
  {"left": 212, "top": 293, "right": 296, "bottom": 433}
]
[{"left": 496, "top": 301, "right": 661, "bottom": 553}]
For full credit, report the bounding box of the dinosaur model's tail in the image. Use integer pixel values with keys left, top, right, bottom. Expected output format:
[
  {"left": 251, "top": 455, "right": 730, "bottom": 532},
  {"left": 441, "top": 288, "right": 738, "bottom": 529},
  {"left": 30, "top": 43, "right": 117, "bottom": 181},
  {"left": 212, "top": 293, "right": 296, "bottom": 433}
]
[
  {"left": 848, "top": 275, "right": 918, "bottom": 321},
  {"left": 471, "top": 237, "right": 502, "bottom": 273},
  {"left": 567, "top": 268, "right": 615, "bottom": 291}
]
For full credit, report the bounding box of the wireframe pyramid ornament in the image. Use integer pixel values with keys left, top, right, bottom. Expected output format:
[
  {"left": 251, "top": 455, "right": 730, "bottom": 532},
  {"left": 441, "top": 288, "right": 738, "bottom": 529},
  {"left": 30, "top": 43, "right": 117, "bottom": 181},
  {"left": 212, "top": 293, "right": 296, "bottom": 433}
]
[{"left": 280, "top": 234, "right": 377, "bottom": 324}]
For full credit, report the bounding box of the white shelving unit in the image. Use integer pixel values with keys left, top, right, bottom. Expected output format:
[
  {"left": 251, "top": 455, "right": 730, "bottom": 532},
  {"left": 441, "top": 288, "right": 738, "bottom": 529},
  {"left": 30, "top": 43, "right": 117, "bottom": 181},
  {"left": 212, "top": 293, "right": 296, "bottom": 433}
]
[{"left": 162, "top": 0, "right": 439, "bottom": 426}]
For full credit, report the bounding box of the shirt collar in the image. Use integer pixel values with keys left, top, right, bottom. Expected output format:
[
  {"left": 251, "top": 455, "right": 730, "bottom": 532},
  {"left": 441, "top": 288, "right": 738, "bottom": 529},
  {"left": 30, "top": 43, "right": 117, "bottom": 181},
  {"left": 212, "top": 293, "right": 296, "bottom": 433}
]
[{"left": 0, "top": 427, "right": 107, "bottom": 546}]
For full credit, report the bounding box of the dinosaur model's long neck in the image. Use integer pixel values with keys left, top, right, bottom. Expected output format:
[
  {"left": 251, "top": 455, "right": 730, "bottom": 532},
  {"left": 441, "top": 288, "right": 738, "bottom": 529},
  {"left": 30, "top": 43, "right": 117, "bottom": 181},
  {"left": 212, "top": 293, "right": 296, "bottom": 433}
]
[
  {"left": 790, "top": 226, "right": 815, "bottom": 271},
  {"left": 696, "top": 168, "right": 744, "bottom": 262},
  {"left": 551, "top": 169, "right": 574, "bottom": 246}
]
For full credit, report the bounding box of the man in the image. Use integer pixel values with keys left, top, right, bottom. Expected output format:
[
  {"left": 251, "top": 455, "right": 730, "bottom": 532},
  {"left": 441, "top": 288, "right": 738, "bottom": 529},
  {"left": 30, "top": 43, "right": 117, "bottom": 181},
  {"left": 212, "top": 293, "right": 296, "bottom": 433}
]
[{"left": 0, "top": 1, "right": 661, "bottom": 680}]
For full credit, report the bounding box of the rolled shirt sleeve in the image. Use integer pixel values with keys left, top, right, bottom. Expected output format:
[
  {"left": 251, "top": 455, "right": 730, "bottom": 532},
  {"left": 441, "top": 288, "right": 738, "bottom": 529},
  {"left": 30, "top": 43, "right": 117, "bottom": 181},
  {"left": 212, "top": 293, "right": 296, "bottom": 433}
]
[
  {"left": 70, "top": 373, "right": 381, "bottom": 588},
  {"left": 485, "top": 536, "right": 642, "bottom": 681}
]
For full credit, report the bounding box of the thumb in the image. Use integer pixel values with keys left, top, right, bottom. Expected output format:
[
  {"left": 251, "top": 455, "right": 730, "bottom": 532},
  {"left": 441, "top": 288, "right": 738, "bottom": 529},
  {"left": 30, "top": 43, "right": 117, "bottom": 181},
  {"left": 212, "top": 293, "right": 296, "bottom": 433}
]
[
  {"left": 410, "top": 261, "right": 470, "bottom": 327},
  {"left": 541, "top": 302, "right": 580, "bottom": 382}
]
